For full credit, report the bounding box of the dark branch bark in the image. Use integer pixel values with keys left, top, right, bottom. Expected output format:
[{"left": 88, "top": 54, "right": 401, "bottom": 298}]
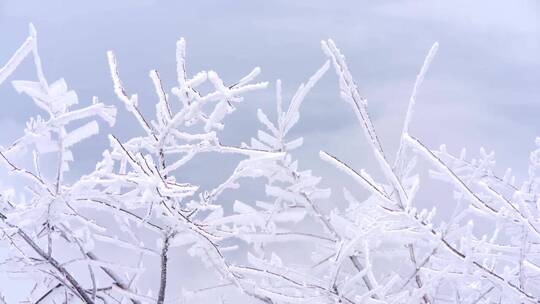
[
  {"left": 0, "top": 212, "right": 94, "bottom": 304},
  {"left": 407, "top": 244, "right": 431, "bottom": 304},
  {"left": 34, "top": 283, "right": 62, "bottom": 304},
  {"left": 86, "top": 252, "right": 141, "bottom": 304},
  {"left": 349, "top": 255, "right": 378, "bottom": 299},
  {"left": 156, "top": 234, "right": 171, "bottom": 304}
]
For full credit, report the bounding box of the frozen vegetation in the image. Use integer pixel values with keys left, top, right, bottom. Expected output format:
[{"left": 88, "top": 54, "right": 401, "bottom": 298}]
[{"left": 0, "top": 25, "right": 539, "bottom": 303}]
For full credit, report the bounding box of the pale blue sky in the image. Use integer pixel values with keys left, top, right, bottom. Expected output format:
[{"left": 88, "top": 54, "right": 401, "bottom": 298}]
[{"left": 1, "top": 1, "right": 538, "bottom": 177}]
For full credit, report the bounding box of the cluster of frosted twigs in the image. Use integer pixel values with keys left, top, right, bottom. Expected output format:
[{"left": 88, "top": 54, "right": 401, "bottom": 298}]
[{"left": 0, "top": 24, "right": 538, "bottom": 304}]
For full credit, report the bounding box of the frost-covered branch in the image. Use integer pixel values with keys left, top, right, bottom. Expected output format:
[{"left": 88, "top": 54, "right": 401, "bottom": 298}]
[{"left": 1, "top": 24, "right": 538, "bottom": 304}]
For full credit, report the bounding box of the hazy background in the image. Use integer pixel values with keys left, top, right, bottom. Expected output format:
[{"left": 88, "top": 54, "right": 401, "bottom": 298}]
[{"left": 0, "top": 0, "right": 538, "bottom": 302}]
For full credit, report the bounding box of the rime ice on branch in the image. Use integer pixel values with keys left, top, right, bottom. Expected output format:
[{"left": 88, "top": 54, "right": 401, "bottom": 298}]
[{"left": 0, "top": 24, "right": 539, "bottom": 304}]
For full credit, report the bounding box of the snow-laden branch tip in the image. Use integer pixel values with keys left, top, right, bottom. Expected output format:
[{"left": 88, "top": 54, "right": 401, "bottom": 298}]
[{"left": 394, "top": 42, "right": 439, "bottom": 174}]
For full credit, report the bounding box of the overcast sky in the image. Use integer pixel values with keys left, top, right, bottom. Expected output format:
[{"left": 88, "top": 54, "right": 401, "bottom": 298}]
[{"left": 0, "top": 0, "right": 539, "bottom": 302}]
